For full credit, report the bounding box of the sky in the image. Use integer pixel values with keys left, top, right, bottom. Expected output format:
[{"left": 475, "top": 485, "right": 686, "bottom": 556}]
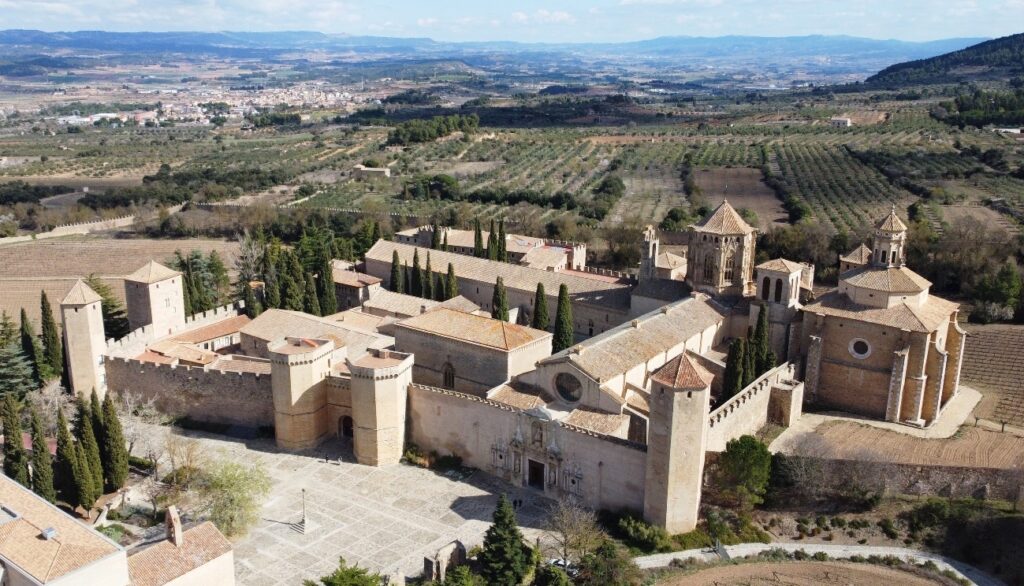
[{"left": 0, "top": 0, "right": 1020, "bottom": 43}]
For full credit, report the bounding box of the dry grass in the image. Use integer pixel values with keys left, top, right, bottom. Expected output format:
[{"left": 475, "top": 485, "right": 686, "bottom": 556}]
[{"left": 659, "top": 561, "right": 939, "bottom": 586}]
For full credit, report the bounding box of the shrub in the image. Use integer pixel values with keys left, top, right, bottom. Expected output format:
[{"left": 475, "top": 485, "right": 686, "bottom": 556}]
[
  {"left": 812, "top": 551, "right": 829, "bottom": 561},
  {"left": 793, "top": 549, "right": 809, "bottom": 561},
  {"left": 617, "top": 513, "right": 672, "bottom": 552},
  {"left": 878, "top": 518, "right": 899, "bottom": 539},
  {"left": 128, "top": 455, "right": 155, "bottom": 472}
]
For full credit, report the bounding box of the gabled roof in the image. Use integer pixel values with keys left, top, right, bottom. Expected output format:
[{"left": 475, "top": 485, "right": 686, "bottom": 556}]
[
  {"left": 840, "top": 244, "right": 873, "bottom": 265},
  {"left": 756, "top": 258, "right": 805, "bottom": 274},
  {"left": 395, "top": 308, "right": 551, "bottom": 351},
  {"left": 127, "top": 522, "right": 232, "bottom": 586},
  {"left": 125, "top": 260, "right": 180, "bottom": 284},
  {"left": 61, "top": 279, "right": 102, "bottom": 305},
  {"left": 691, "top": 200, "right": 755, "bottom": 235},
  {"left": 650, "top": 352, "right": 714, "bottom": 389},
  {"left": 875, "top": 206, "right": 908, "bottom": 232}
]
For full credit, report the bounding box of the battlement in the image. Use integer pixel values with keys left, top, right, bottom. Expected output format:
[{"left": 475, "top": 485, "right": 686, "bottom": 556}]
[
  {"left": 105, "top": 301, "right": 243, "bottom": 357},
  {"left": 572, "top": 266, "right": 636, "bottom": 283},
  {"left": 105, "top": 355, "right": 270, "bottom": 382},
  {"left": 709, "top": 361, "right": 795, "bottom": 428}
]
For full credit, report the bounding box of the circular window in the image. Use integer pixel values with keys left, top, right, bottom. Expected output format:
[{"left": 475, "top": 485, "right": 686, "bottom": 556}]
[
  {"left": 554, "top": 372, "right": 582, "bottom": 403},
  {"left": 849, "top": 338, "right": 872, "bottom": 359}
]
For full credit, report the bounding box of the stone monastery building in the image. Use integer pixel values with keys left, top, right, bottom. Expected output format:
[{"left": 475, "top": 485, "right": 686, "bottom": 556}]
[{"left": 60, "top": 202, "right": 965, "bottom": 534}]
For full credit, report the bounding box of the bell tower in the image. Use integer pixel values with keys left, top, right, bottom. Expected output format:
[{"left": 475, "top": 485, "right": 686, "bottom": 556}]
[
  {"left": 639, "top": 225, "right": 660, "bottom": 281},
  {"left": 871, "top": 205, "right": 908, "bottom": 269}
]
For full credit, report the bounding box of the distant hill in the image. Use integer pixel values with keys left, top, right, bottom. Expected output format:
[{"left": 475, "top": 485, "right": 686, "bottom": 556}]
[{"left": 866, "top": 33, "right": 1024, "bottom": 86}]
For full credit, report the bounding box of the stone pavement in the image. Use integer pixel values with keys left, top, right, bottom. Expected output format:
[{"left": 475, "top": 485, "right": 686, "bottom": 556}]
[
  {"left": 635, "top": 541, "right": 999, "bottom": 586},
  {"left": 133, "top": 425, "right": 553, "bottom": 585}
]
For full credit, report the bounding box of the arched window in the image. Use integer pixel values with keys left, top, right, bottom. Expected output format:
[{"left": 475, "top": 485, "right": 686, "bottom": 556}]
[
  {"left": 703, "top": 256, "right": 714, "bottom": 282},
  {"left": 587, "top": 319, "right": 594, "bottom": 336},
  {"left": 774, "top": 278, "right": 783, "bottom": 303},
  {"left": 724, "top": 256, "right": 735, "bottom": 284},
  {"left": 442, "top": 362, "right": 455, "bottom": 389},
  {"left": 761, "top": 276, "right": 770, "bottom": 300}
]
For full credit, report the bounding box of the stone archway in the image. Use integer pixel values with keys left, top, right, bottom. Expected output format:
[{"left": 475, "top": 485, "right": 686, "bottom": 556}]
[{"left": 339, "top": 415, "right": 354, "bottom": 439}]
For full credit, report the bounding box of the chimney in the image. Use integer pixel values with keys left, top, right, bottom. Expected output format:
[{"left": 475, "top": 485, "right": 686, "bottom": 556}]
[
  {"left": 41, "top": 527, "right": 58, "bottom": 541},
  {"left": 166, "top": 505, "right": 183, "bottom": 547}
]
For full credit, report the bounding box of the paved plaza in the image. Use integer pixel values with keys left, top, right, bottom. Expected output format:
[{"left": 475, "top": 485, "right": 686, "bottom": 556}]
[{"left": 135, "top": 425, "right": 552, "bottom": 585}]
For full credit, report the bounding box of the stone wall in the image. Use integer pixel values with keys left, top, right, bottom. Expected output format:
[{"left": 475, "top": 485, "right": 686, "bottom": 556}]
[
  {"left": 407, "top": 384, "right": 647, "bottom": 514},
  {"left": 706, "top": 363, "right": 799, "bottom": 452},
  {"left": 104, "top": 357, "right": 274, "bottom": 427},
  {"left": 104, "top": 303, "right": 243, "bottom": 358}
]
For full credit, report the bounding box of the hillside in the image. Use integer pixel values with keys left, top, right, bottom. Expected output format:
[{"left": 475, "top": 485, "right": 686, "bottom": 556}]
[{"left": 867, "top": 32, "right": 1024, "bottom": 86}]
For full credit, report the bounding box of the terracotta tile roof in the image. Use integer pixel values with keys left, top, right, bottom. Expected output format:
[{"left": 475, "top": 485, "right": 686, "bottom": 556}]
[
  {"left": 240, "top": 309, "right": 391, "bottom": 357},
  {"left": 656, "top": 251, "right": 686, "bottom": 270},
  {"left": 756, "top": 258, "right": 805, "bottom": 274},
  {"left": 323, "top": 309, "right": 391, "bottom": 333},
  {"left": 169, "top": 315, "right": 250, "bottom": 344},
  {"left": 624, "top": 388, "right": 650, "bottom": 415},
  {"left": 208, "top": 356, "right": 271, "bottom": 374},
  {"left": 804, "top": 289, "right": 958, "bottom": 333},
  {"left": 435, "top": 295, "right": 481, "bottom": 314},
  {"left": 60, "top": 279, "right": 102, "bottom": 306},
  {"left": 488, "top": 382, "right": 554, "bottom": 410},
  {"left": 396, "top": 308, "right": 551, "bottom": 351},
  {"left": 365, "top": 241, "right": 630, "bottom": 310},
  {"left": 651, "top": 352, "right": 714, "bottom": 389},
  {"left": 875, "top": 207, "right": 908, "bottom": 232},
  {"left": 124, "top": 260, "right": 180, "bottom": 284},
  {"left": 520, "top": 247, "right": 567, "bottom": 270},
  {"left": 135, "top": 350, "right": 176, "bottom": 365},
  {"left": 127, "top": 522, "right": 231, "bottom": 586},
  {"left": 363, "top": 290, "right": 439, "bottom": 318},
  {"left": 563, "top": 408, "right": 629, "bottom": 435},
  {"left": 539, "top": 294, "right": 727, "bottom": 382},
  {"left": 842, "top": 266, "right": 931, "bottom": 294},
  {"left": 840, "top": 244, "right": 872, "bottom": 265},
  {"left": 332, "top": 267, "right": 382, "bottom": 288},
  {"left": 148, "top": 340, "right": 218, "bottom": 365},
  {"left": 0, "top": 475, "right": 122, "bottom": 583},
  {"left": 691, "top": 201, "right": 755, "bottom": 235}
]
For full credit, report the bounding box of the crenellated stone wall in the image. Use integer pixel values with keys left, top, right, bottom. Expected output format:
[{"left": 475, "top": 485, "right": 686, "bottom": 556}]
[{"left": 706, "top": 362, "right": 802, "bottom": 452}]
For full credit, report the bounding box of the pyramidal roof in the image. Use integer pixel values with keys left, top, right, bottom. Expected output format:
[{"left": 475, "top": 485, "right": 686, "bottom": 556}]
[
  {"left": 875, "top": 205, "right": 908, "bottom": 232},
  {"left": 756, "top": 258, "right": 805, "bottom": 274},
  {"left": 840, "top": 243, "right": 873, "bottom": 265},
  {"left": 692, "top": 200, "right": 756, "bottom": 235},
  {"left": 62, "top": 279, "right": 102, "bottom": 305},
  {"left": 650, "top": 352, "right": 714, "bottom": 390},
  {"left": 125, "top": 260, "right": 180, "bottom": 284}
]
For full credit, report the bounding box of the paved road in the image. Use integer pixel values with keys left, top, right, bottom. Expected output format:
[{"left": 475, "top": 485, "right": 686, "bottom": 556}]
[{"left": 635, "top": 541, "right": 1001, "bottom": 586}]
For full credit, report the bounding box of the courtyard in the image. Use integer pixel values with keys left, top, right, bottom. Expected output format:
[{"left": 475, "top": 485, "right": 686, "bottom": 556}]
[{"left": 132, "top": 425, "right": 552, "bottom": 585}]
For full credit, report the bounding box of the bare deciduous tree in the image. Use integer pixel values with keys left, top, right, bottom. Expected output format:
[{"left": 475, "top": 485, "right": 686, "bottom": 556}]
[
  {"left": 115, "top": 390, "right": 164, "bottom": 457},
  {"left": 544, "top": 498, "right": 605, "bottom": 563},
  {"left": 165, "top": 434, "right": 207, "bottom": 489},
  {"left": 234, "top": 229, "right": 264, "bottom": 284},
  {"left": 25, "top": 384, "right": 73, "bottom": 436}
]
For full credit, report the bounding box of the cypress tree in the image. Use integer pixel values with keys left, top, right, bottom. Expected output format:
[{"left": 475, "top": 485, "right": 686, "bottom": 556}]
[
  {"left": 423, "top": 253, "right": 434, "bottom": 301},
  {"left": 280, "top": 274, "right": 304, "bottom": 311},
  {"left": 743, "top": 339, "right": 756, "bottom": 388},
  {"left": 2, "top": 395, "right": 29, "bottom": 487},
  {"left": 479, "top": 494, "right": 529, "bottom": 586},
  {"left": 29, "top": 407, "right": 55, "bottom": 503},
  {"left": 19, "top": 309, "right": 43, "bottom": 384},
  {"left": 73, "top": 441, "right": 96, "bottom": 509},
  {"left": 370, "top": 221, "right": 382, "bottom": 244},
  {"left": 411, "top": 249, "right": 423, "bottom": 297},
  {"left": 492, "top": 277, "right": 509, "bottom": 321},
  {"left": 90, "top": 390, "right": 105, "bottom": 468},
  {"left": 752, "top": 305, "right": 773, "bottom": 375},
  {"left": 304, "top": 276, "right": 322, "bottom": 316},
  {"left": 73, "top": 397, "right": 103, "bottom": 499},
  {"left": 390, "top": 250, "right": 403, "bottom": 292},
  {"left": 54, "top": 409, "right": 77, "bottom": 505},
  {"left": 723, "top": 338, "right": 746, "bottom": 400},
  {"left": 497, "top": 219, "right": 507, "bottom": 262},
  {"left": 101, "top": 394, "right": 128, "bottom": 491},
  {"left": 403, "top": 263, "right": 411, "bottom": 295},
  {"left": 242, "top": 280, "right": 263, "bottom": 318},
  {"left": 264, "top": 270, "right": 281, "bottom": 309},
  {"left": 446, "top": 263, "right": 459, "bottom": 300},
  {"left": 553, "top": 284, "right": 574, "bottom": 353},
  {"left": 473, "top": 219, "right": 484, "bottom": 258},
  {"left": 430, "top": 221, "right": 441, "bottom": 249},
  {"left": 442, "top": 231, "right": 449, "bottom": 252},
  {"left": 532, "top": 283, "right": 549, "bottom": 331},
  {"left": 487, "top": 220, "right": 498, "bottom": 261},
  {"left": 40, "top": 292, "right": 63, "bottom": 377},
  {"left": 318, "top": 255, "right": 338, "bottom": 315},
  {"left": 434, "top": 272, "right": 447, "bottom": 302}
]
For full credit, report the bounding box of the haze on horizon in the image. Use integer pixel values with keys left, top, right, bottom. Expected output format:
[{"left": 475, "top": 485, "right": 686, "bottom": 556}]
[{"left": 1, "top": 0, "right": 1019, "bottom": 44}]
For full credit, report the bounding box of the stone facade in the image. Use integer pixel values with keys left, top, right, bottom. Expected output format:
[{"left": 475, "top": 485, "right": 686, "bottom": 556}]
[
  {"left": 61, "top": 281, "right": 108, "bottom": 397},
  {"left": 685, "top": 201, "right": 757, "bottom": 298}
]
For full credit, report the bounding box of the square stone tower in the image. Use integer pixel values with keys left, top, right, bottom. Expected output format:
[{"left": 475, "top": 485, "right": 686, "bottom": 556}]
[
  {"left": 348, "top": 349, "right": 414, "bottom": 467},
  {"left": 60, "top": 280, "right": 108, "bottom": 398},
  {"left": 643, "top": 352, "right": 713, "bottom": 533},
  {"left": 124, "top": 261, "right": 185, "bottom": 336},
  {"left": 269, "top": 337, "right": 335, "bottom": 450},
  {"left": 685, "top": 200, "right": 756, "bottom": 298}
]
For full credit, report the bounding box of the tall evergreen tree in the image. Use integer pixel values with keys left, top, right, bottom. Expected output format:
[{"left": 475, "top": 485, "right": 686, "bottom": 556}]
[
  {"left": 2, "top": 395, "right": 29, "bottom": 487},
  {"left": 479, "top": 494, "right": 530, "bottom": 586},
  {"left": 0, "top": 311, "right": 16, "bottom": 346},
  {"left": 390, "top": 250, "right": 404, "bottom": 293},
  {"left": 207, "top": 251, "right": 230, "bottom": 305},
  {"left": 723, "top": 338, "right": 746, "bottom": 400},
  {"left": 442, "top": 231, "right": 449, "bottom": 252},
  {"left": 304, "top": 277, "right": 322, "bottom": 316},
  {"left": 89, "top": 390, "right": 105, "bottom": 468},
  {"left": 497, "top": 219, "right": 508, "bottom": 262},
  {"left": 423, "top": 253, "right": 434, "bottom": 301},
  {"left": 53, "top": 409, "right": 78, "bottom": 505},
  {"left": 553, "top": 284, "right": 574, "bottom": 353},
  {"left": 532, "top": 283, "right": 549, "bottom": 331},
  {"left": 280, "top": 274, "right": 304, "bottom": 311},
  {"left": 101, "top": 394, "right": 128, "bottom": 491},
  {"left": 446, "top": 263, "right": 459, "bottom": 300},
  {"left": 39, "top": 292, "right": 63, "bottom": 377},
  {"left": 19, "top": 309, "right": 43, "bottom": 384},
  {"left": 264, "top": 269, "right": 281, "bottom": 310},
  {"left": 742, "top": 333, "right": 757, "bottom": 388},
  {"left": 241, "top": 280, "right": 263, "bottom": 318},
  {"left": 487, "top": 220, "right": 498, "bottom": 261},
  {"left": 29, "top": 407, "right": 55, "bottom": 503},
  {"left": 73, "top": 397, "right": 103, "bottom": 500},
  {"left": 73, "top": 441, "right": 96, "bottom": 509},
  {"left": 403, "top": 263, "right": 411, "bottom": 295},
  {"left": 473, "top": 219, "right": 484, "bottom": 258},
  {"left": 318, "top": 255, "right": 338, "bottom": 315},
  {"left": 430, "top": 221, "right": 442, "bottom": 250},
  {"left": 0, "top": 344, "right": 33, "bottom": 398},
  {"left": 434, "top": 272, "right": 447, "bottom": 301},
  {"left": 492, "top": 277, "right": 509, "bottom": 321},
  {"left": 751, "top": 305, "right": 774, "bottom": 375},
  {"left": 410, "top": 249, "right": 423, "bottom": 298},
  {"left": 84, "top": 275, "right": 129, "bottom": 339}
]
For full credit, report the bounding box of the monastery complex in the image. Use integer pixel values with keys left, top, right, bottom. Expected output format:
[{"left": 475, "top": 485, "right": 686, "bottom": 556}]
[{"left": 58, "top": 202, "right": 966, "bottom": 534}]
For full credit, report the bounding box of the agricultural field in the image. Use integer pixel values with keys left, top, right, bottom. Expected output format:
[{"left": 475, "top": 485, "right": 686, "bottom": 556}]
[
  {"left": 0, "top": 235, "right": 240, "bottom": 327},
  {"left": 660, "top": 561, "right": 941, "bottom": 586},
  {"left": 962, "top": 324, "right": 1024, "bottom": 428},
  {"left": 692, "top": 167, "right": 787, "bottom": 230}
]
